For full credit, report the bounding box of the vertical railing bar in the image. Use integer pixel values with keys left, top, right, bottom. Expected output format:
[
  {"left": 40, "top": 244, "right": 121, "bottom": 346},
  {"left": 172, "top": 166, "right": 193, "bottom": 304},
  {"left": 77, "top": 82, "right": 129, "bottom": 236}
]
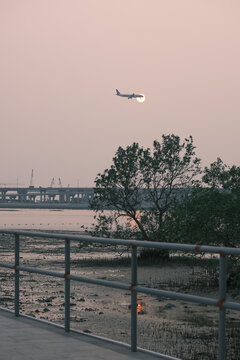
[
  {"left": 64, "top": 238, "right": 70, "bottom": 332},
  {"left": 14, "top": 233, "right": 20, "bottom": 317},
  {"left": 218, "top": 253, "right": 227, "bottom": 360},
  {"left": 130, "top": 244, "right": 137, "bottom": 352}
]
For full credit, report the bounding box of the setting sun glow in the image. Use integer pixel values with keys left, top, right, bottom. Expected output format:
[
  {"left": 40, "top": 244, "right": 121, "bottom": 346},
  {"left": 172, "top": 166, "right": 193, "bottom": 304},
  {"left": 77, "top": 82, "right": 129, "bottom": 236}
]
[{"left": 137, "top": 95, "right": 145, "bottom": 103}]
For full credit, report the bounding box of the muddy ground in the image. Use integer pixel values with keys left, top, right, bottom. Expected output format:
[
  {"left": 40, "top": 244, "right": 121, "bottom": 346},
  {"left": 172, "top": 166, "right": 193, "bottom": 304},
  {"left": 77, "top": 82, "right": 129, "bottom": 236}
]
[{"left": 0, "top": 232, "right": 240, "bottom": 359}]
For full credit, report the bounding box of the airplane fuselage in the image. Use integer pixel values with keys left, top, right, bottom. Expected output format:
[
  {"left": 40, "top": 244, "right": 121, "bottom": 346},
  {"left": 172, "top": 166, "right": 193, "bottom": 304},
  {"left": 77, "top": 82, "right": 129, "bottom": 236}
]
[{"left": 116, "top": 89, "right": 143, "bottom": 99}]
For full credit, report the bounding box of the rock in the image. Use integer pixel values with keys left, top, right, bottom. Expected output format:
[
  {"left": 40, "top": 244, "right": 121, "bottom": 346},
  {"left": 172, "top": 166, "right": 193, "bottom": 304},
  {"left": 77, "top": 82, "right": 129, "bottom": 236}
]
[
  {"left": 75, "top": 318, "right": 87, "bottom": 322},
  {"left": 163, "top": 303, "right": 176, "bottom": 310}
]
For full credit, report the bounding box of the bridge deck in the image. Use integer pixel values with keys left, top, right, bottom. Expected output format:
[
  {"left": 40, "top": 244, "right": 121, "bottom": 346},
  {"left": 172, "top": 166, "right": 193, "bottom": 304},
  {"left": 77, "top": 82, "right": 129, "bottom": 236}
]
[{"left": 0, "top": 309, "right": 159, "bottom": 360}]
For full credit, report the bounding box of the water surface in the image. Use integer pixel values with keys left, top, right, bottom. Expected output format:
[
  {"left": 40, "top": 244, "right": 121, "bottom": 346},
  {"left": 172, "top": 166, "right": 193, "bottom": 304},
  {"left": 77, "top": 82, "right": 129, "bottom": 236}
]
[{"left": 0, "top": 209, "right": 96, "bottom": 231}]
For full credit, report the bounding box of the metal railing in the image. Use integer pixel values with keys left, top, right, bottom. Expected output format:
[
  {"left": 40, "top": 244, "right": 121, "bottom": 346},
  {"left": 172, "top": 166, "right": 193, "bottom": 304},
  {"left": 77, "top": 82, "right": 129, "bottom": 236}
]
[{"left": 0, "top": 229, "right": 240, "bottom": 360}]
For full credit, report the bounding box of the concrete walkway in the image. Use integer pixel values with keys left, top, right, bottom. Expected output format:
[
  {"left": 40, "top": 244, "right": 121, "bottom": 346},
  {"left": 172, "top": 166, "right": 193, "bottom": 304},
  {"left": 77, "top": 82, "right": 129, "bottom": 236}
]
[{"left": 0, "top": 309, "right": 160, "bottom": 360}]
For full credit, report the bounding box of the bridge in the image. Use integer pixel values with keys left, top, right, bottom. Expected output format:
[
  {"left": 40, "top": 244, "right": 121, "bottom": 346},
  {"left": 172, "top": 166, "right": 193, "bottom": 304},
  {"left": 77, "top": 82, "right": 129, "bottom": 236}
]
[
  {"left": 0, "top": 186, "right": 174, "bottom": 210},
  {"left": 0, "top": 187, "right": 94, "bottom": 209}
]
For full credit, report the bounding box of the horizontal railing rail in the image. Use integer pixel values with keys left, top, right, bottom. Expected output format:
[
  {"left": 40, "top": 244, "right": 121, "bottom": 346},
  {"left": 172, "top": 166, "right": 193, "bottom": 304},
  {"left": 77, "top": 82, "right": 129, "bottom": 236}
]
[{"left": 0, "top": 229, "right": 240, "bottom": 360}]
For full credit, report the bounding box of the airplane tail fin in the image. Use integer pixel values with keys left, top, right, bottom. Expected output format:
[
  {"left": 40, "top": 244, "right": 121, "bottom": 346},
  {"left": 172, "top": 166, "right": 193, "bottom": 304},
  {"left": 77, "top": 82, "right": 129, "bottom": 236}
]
[{"left": 116, "top": 89, "right": 120, "bottom": 95}]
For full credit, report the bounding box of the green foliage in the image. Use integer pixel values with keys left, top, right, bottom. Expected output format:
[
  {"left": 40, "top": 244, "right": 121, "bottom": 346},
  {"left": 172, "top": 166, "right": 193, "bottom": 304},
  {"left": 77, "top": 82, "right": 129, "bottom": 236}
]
[
  {"left": 163, "top": 187, "right": 240, "bottom": 247},
  {"left": 228, "top": 257, "right": 240, "bottom": 297},
  {"left": 163, "top": 159, "right": 240, "bottom": 248},
  {"left": 87, "top": 143, "right": 240, "bottom": 288},
  {"left": 88, "top": 136, "right": 239, "bottom": 248},
  {"left": 203, "top": 158, "right": 240, "bottom": 194},
  {"left": 162, "top": 158, "right": 240, "bottom": 293},
  {"left": 90, "top": 134, "right": 201, "bottom": 242}
]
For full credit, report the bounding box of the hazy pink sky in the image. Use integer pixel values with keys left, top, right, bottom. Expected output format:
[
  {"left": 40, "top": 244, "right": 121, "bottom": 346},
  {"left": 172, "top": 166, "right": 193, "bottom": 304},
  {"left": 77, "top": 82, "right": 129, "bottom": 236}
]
[{"left": 1, "top": 1, "right": 240, "bottom": 187}]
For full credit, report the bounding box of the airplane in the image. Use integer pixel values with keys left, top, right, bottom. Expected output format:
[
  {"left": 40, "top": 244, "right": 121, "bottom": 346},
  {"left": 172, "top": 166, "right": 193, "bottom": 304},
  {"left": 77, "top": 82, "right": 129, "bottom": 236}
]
[{"left": 116, "top": 89, "right": 144, "bottom": 99}]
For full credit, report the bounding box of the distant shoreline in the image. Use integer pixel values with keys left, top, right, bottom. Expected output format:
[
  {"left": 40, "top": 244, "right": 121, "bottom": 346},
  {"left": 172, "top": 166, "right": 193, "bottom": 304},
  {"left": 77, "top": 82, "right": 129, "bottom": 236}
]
[{"left": 0, "top": 203, "right": 90, "bottom": 210}]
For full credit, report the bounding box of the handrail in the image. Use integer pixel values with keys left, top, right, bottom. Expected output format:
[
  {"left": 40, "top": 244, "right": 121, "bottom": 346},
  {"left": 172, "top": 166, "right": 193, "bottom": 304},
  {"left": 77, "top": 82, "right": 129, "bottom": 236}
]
[{"left": 0, "top": 229, "right": 240, "bottom": 360}]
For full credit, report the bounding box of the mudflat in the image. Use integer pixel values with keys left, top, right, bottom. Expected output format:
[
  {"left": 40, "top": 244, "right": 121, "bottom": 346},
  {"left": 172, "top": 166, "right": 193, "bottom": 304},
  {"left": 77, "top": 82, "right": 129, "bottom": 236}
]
[{"left": 0, "top": 232, "right": 239, "bottom": 359}]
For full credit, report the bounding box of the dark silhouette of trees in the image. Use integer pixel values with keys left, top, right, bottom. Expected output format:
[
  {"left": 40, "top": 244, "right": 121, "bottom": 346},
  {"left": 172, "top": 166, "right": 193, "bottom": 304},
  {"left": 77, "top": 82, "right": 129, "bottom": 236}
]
[
  {"left": 90, "top": 134, "right": 201, "bottom": 242},
  {"left": 164, "top": 159, "right": 240, "bottom": 248}
]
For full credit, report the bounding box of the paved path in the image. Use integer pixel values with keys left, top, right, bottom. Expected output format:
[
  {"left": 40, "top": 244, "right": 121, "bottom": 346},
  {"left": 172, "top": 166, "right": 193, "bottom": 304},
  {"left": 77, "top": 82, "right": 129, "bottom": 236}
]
[{"left": 0, "top": 309, "right": 161, "bottom": 360}]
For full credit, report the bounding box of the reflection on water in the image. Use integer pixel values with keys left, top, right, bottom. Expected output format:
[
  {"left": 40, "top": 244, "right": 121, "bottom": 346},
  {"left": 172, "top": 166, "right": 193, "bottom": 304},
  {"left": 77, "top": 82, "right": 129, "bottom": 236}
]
[{"left": 0, "top": 209, "right": 96, "bottom": 231}]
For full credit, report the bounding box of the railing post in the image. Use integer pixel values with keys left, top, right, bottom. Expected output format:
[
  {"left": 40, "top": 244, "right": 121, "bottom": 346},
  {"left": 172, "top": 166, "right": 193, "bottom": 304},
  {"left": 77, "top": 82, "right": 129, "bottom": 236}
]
[
  {"left": 218, "top": 253, "right": 227, "bottom": 360},
  {"left": 14, "top": 233, "right": 20, "bottom": 317},
  {"left": 64, "top": 238, "right": 70, "bottom": 332},
  {"left": 130, "top": 244, "right": 137, "bottom": 352}
]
